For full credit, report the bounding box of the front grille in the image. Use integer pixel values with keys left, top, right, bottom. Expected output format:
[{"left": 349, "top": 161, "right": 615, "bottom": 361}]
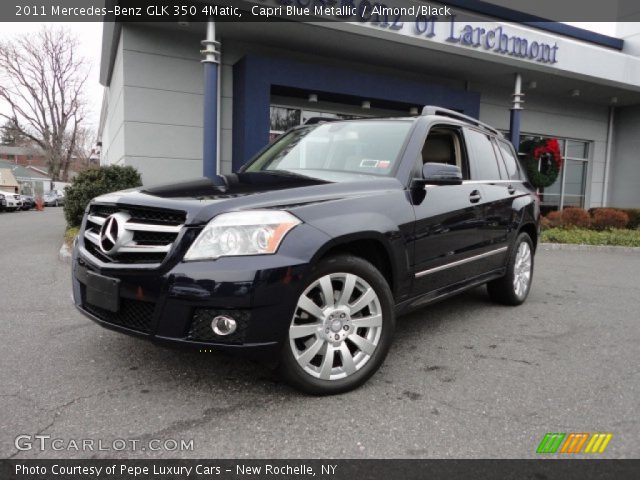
[
  {"left": 133, "top": 230, "right": 177, "bottom": 245},
  {"left": 83, "top": 292, "right": 156, "bottom": 334},
  {"left": 85, "top": 241, "right": 167, "bottom": 264},
  {"left": 91, "top": 205, "right": 185, "bottom": 225},
  {"left": 187, "top": 309, "right": 250, "bottom": 344},
  {"left": 82, "top": 204, "right": 186, "bottom": 266}
]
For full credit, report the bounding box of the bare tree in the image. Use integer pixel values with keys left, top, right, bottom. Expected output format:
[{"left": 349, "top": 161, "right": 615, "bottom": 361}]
[
  {"left": 71, "top": 126, "right": 97, "bottom": 171},
  {"left": 0, "top": 26, "right": 89, "bottom": 181}
]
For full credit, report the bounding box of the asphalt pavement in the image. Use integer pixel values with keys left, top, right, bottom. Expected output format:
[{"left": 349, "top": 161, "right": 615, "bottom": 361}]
[{"left": 1, "top": 207, "right": 638, "bottom": 459}]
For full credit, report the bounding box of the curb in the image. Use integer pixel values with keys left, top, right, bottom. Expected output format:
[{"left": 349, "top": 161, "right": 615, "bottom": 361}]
[
  {"left": 58, "top": 243, "right": 72, "bottom": 264},
  {"left": 540, "top": 242, "right": 640, "bottom": 253}
]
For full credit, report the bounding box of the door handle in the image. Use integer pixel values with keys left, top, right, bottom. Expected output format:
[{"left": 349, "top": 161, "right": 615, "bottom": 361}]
[
  {"left": 507, "top": 184, "right": 516, "bottom": 195},
  {"left": 469, "top": 190, "right": 482, "bottom": 203}
]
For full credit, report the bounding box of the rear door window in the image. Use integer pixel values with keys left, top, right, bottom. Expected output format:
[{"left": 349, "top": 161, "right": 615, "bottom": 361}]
[
  {"left": 464, "top": 128, "right": 502, "bottom": 181},
  {"left": 496, "top": 139, "right": 523, "bottom": 180},
  {"left": 490, "top": 138, "right": 508, "bottom": 180}
]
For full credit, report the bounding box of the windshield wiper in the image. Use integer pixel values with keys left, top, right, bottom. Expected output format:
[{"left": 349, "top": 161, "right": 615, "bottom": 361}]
[{"left": 265, "top": 170, "right": 322, "bottom": 181}]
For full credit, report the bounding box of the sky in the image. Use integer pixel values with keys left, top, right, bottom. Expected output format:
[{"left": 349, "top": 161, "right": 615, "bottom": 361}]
[
  {"left": 0, "top": 22, "right": 104, "bottom": 129},
  {"left": 0, "top": 21, "right": 621, "bottom": 131}
]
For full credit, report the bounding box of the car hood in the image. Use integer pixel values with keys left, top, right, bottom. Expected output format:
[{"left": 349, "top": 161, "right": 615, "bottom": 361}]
[{"left": 91, "top": 172, "right": 404, "bottom": 225}]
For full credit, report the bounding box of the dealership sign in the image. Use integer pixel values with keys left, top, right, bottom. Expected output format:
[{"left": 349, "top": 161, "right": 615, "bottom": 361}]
[
  {"left": 443, "top": 17, "right": 559, "bottom": 63},
  {"left": 258, "top": 0, "right": 560, "bottom": 64}
]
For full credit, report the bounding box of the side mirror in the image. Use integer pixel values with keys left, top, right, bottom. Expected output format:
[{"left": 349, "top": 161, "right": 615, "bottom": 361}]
[{"left": 421, "top": 162, "right": 463, "bottom": 186}]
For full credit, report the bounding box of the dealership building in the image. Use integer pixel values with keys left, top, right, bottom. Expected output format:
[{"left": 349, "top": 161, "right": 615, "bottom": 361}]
[{"left": 98, "top": 1, "right": 640, "bottom": 210}]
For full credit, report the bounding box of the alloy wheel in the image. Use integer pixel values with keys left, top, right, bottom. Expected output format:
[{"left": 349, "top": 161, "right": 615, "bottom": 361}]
[
  {"left": 289, "top": 273, "right": 383, "bottom": 381},
  {"left": 513, "top": 242, "right": 532, "bottom": 298}
]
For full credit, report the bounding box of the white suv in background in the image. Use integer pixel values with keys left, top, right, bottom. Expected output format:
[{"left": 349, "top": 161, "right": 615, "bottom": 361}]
[{"left": 0, "top": 192, "right": 22, "bottom": 211}]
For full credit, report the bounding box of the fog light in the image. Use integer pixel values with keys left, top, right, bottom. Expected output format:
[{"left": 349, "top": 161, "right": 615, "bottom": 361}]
[{"left": 211, "top": 315, "right": 237, "bottom": 336}]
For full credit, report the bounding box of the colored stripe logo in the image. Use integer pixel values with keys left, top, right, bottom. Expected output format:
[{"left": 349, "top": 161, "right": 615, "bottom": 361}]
[
  {"left": 537, "top": 433, "right": 565, "bottom": 453},
  {"left": 537, "top": 433, "right": 612, "bottom": 454},
  {"left": 584, "top": 433, "right": 613, "bottom": 453}
]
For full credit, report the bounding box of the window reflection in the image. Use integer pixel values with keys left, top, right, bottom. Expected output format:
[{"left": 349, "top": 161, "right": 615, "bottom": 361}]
[
  {"left": 269, "top": 106, "right": 366, "bottom": 143},
  {"left": 270, "top": 107, "right": 301, "bottom": 135}
]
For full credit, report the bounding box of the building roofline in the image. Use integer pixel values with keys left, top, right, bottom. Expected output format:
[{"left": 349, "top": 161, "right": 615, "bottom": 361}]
[
  {"left": 444, "top": 0, "right": 624, "bottom": 50},
  {"left": 25, "top": 165, "right": 49, "bottom": 176},
  {"left": 99, "top": 20, "right": 122, "bottom": 86},
  {"left": 0, "top": 161, "right": 52, "bottom": 180},
  {"left": 98, "top": 2, "right": 625, "bottom": 89}
]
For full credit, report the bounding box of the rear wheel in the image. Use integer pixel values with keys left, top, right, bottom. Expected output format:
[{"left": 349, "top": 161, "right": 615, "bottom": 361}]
[
  {"left": 279, "top": 255, "right": 395, "bottom": 395},
  {"left": 487, "top": 232, "right": 534, "bottom": 305}
]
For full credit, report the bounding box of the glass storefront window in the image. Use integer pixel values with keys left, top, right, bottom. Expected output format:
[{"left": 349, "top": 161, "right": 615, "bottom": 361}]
[
  {"left": 301, "top": 111, "right": 360, "bottom": 123},
  {"left": 562, "top": 160, "right": 588, "bottom": 208},
  {"left": 269, "top": 105, "right": 366, "bottom": 143},
  {"left": 270, "top": 106, "right": 301, "bottom": 135},
  {"left": 566, "top": 140, "right": 588, "bottom": 160},
  {"left": 518, "top": 135, "right": 589, "bottom": 213},
  {"left": 539, "top": 179, "right": 561, "bottom": 212}
]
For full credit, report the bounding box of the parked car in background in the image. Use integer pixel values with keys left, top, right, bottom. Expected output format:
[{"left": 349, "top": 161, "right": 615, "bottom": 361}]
[
  {"left": 72, "top": 107, "right": 540, "bottom": 395},
  {"left": 43, "top": 190, "right": 64, "bottom": 207},
  {"left": 20, "top": 195, "right": 35, "bottom": 210},
  {"left": 0, "top": 194, "right": 5, "bottom": 211},
  {"left": 0, "top": 192, "right": 22, "bottom": 211}
]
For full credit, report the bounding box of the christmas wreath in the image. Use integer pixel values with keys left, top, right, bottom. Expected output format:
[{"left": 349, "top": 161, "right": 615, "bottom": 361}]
[{"left": 519, "top": 137, "right": 563, "bottom": 188}]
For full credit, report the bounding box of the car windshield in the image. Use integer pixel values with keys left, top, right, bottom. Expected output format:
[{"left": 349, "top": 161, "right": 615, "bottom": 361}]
[{"left": 244, "top": 120, "right": 413, "bottom": 182}]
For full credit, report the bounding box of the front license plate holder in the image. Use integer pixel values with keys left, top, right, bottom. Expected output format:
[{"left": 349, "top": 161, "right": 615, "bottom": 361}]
[{"left": 80, "top": 268, "right": 120, "bottom": 312}]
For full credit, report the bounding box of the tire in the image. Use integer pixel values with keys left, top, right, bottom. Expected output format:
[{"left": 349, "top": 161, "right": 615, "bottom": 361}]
[
  {"left": 487, "top": 232, "right": 534, "bottom": 306},
  {"left": 279, "top": 254, "right": 395, "bottom": 395}
]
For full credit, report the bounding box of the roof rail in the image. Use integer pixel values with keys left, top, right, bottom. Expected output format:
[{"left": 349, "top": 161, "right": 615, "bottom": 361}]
[{"left": 421, "top": 106, "right": 501, "bottom": 136}]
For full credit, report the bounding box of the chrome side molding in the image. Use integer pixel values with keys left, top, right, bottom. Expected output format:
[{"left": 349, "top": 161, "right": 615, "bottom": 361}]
[{"left": 415, "top": 246, "right": 508, "bottom": 278}]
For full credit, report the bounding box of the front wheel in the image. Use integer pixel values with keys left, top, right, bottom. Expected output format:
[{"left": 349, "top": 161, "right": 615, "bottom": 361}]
[
  {"left": 279, "top": 255, "right": 395, "bottom": 395},
  {"left": 487, "top": 232, "right": 534, "bottom": 305}
]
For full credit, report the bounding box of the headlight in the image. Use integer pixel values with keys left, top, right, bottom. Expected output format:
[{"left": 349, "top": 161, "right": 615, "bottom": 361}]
[{"left": 184, "top": 210, "right": 301, "bottom": 261}]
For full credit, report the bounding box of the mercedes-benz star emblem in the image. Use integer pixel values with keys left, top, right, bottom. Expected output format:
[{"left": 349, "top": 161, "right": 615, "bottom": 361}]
[{"left": 99, "top": 212, "right": 133, "bottom": 255}]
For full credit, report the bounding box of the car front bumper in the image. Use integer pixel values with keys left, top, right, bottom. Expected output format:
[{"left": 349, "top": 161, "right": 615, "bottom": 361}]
[{"left": 71, "top": 225, "right": 328, "bottom": 359}]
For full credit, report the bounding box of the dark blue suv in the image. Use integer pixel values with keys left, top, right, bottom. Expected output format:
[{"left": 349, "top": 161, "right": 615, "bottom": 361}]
[{"left": 72, "top": 107, "right": 539, "bottom": 395}]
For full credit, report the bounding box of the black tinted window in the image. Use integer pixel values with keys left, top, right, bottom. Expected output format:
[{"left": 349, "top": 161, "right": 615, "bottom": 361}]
[
  {"left": 497, "top": 140, "right": 522, "bottom": 180},
  {"left": 465, "top": 129, "right": 501, "bottom": 180},
  {"left": 491, "top": 138, "right": 508, "bottom": 180}
]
